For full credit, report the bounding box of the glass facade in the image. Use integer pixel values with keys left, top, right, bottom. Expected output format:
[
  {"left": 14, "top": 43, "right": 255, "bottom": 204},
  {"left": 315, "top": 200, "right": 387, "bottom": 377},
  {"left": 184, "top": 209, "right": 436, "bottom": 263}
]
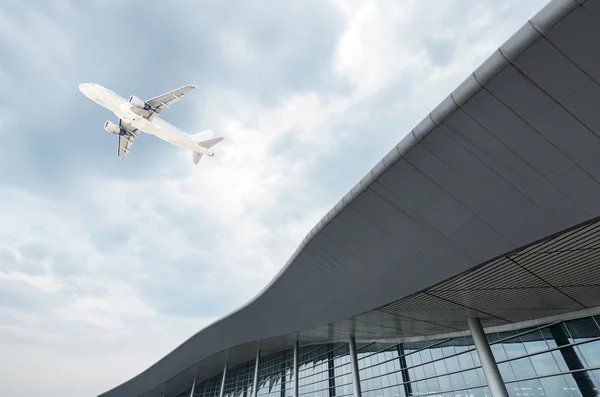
[
  {"left": 256, "top": 349, "right": 295, "bottom": 397},
  {"left": 297, "top": 343, "right": 353, "bottom": 397},
  {"left": 175, "top": 314, "right": 600, "bottom": 397}
]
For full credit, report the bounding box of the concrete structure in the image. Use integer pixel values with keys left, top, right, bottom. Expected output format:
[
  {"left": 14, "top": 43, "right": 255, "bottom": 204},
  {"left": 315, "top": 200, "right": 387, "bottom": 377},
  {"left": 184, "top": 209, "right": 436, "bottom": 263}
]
[{"left": 99, "top": 0, "right": 600, "bottom": 396}]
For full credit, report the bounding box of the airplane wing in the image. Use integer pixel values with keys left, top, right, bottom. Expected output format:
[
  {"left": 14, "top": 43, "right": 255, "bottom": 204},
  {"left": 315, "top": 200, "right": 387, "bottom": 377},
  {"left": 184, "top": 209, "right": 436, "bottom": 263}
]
[
  {"left": 117, "top": 120, "right": 141, "bottom": 160},
  {"left": 145, "top": 85, "right": 196, "bottom": 114}
]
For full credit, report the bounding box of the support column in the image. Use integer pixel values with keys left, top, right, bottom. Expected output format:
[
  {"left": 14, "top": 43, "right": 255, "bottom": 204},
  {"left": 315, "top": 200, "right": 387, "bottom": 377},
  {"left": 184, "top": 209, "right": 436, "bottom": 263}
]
[
  {"left": 190, "top": 377, "right": 197, "bottom": 397},
  {"left": 397, "top": 345, "right": 412, "bottom": 397},
  {"left": 219, "top": 359, "right": 228, "bottom": 397},
  {"left": 293, "top": 341, "right": 299, "bottom": 397},
  {"left": 253, "top": 346, "right": 261, "bottom": 397},
  {"left": 348, "top": 337, "right": 362, "bottom": 397},
  {"left": 327, "top": 344, "right": 336, "bottom": 397},
  {"left": 467, "top": 317, "right": 508, "bottom": 397},
  {"left": 549, "top": 324, "right": 596, "bottom": 397}
]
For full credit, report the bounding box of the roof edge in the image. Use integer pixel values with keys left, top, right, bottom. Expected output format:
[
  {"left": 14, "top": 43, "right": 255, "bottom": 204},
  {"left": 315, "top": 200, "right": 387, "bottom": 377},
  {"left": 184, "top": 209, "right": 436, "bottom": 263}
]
[{"left": 99, "top": 0, "right": 584, "bottom": 396}]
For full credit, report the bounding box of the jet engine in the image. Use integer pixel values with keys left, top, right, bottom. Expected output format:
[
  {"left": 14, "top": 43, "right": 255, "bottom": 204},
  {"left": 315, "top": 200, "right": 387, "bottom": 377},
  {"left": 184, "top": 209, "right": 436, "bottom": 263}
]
[
  {"left": 128, "top": 95, "right": 150, "bottom": 110},
  {"left": 104, "top": 121, "right": 122, "bottom": 135}
]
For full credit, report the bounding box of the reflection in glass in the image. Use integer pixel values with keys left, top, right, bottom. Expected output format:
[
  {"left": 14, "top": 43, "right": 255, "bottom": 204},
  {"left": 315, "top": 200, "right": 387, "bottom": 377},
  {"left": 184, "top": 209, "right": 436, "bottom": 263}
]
[
  {"left": 577, "top": 340, "right": 600, "bottom": 367},
  {"left": 529, "top": 352, "right": 560, "bottom": 376},
  {"left": 185, "top": 315, "right": 600, "bottom": 397},
  {"left": 538, "top": 375, "right": 572, "bottom": 397},
  {"left": 565, "top": 318, "right": 600, "bottom": 343},
  {"left": 509, "top": 357, "right": 537, "bottom": 380},
  {"left": 517, "top": 378, "right": 545, "bottom": 397}
]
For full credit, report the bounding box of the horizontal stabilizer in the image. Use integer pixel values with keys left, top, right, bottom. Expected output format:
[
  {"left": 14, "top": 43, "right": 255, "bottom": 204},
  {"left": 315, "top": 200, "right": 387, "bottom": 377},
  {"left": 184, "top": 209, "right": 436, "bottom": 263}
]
[
  {"left": 198, "top": 137, "right": 224, "bottom": 149},
  {"left": 190, "top": 130, "right": 224, "bottom": 164}
]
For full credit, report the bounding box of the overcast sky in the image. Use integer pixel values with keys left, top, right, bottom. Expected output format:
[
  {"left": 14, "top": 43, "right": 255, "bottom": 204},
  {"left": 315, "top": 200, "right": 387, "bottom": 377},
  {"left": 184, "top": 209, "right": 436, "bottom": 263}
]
[{"left": 0, "top": 1, "right": 548, "bottom": 396}]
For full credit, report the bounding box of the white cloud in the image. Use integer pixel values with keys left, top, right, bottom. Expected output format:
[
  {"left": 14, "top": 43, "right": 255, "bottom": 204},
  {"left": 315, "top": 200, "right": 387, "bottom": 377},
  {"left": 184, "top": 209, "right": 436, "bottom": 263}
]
[{"left": 0, "top": 1, "right": 550, "bottom": 396}]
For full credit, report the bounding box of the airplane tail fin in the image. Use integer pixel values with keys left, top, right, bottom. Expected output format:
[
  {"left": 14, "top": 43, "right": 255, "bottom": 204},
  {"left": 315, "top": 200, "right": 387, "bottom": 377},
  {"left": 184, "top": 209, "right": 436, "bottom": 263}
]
[{"left": 190, "top": 129, "right": 224, "bottom": 165}]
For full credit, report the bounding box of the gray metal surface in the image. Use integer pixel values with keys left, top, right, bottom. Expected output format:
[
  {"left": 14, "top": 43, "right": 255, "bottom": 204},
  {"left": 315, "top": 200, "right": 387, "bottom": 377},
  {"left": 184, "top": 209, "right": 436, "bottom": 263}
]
[{"left": 99, "top": 0, "right": 600, "bottom": 396}]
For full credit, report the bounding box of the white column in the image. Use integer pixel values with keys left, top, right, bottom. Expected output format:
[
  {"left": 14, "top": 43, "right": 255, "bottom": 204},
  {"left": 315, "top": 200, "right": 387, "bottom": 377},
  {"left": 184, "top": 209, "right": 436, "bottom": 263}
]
[
  {"left": 348, "top": 337, "right": 362, "bottom": 397},
  {"left": 253, "top": 345, "right": 261, "bottom": 397},
  {"left": 293, "top": 341, "right": 299, "bottom": 397},
  {"left": 219, "top": 360, "right": 228, "bottom": 397},
  {"left": 189, "top": 377, "right": 197, "bottom": 397},
  {"left": 467, "top": 317, "right": 508, "bottom": 397}
]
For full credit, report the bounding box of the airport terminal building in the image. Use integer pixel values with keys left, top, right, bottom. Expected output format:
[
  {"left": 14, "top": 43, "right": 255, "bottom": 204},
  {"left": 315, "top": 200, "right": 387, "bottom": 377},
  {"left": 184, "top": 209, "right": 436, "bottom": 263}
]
[{"left": 100, "top": 1, "right": 600, "bottom": 397}]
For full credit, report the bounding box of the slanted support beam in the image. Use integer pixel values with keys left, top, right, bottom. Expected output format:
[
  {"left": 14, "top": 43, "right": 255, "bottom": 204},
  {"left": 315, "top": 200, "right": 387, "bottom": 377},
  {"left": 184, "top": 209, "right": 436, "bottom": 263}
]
[
  {"left": 348, "top": 337, "right": 362, "bottom": 397},
  {"left": 293, "top": 341, "right": 299, "bottom": 397},
  {"left": 467, "top": 317, "right": 508, "bottom": 397},
  {"left": 219, "top": 359, "right": 228, "bottom": 397},
  {"left": 189, "top": 377, "right": 197, "bottom": 397},
  {"left": 253, "top": 344, "right": 261, "bottom": 397}
]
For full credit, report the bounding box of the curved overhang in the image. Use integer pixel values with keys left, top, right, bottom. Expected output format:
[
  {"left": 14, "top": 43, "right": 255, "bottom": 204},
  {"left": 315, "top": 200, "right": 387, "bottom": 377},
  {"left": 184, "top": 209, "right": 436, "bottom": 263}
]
[{"left": 100, "top": 0, "right": 600, "bottom": 396}]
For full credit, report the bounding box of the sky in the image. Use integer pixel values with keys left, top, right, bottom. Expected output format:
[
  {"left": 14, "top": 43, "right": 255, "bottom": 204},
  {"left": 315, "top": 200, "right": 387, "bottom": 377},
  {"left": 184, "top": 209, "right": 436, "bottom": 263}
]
[{"left": 0, "top": 0, "right": 549, "bottom": 396}]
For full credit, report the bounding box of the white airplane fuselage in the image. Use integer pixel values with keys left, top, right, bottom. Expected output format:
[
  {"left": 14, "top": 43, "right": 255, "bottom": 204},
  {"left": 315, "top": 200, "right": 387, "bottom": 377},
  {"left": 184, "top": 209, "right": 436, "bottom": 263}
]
[{"left": 78, "top": 83, "right": 208, "bottom": 153}]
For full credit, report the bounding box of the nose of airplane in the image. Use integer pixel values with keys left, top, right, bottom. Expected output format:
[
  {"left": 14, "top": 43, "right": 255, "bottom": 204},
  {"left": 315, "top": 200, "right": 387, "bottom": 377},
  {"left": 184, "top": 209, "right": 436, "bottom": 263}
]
[{"left": 78, "top": 83, "right": 96, "bottom": 97}]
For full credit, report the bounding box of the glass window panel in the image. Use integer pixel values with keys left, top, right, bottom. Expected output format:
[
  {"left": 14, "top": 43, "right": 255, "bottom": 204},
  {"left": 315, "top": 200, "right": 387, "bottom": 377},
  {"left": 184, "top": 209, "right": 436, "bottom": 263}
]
[
  {"left": 503, "top": 338, "right": 528, "bottom": 359},
  {"left": 442, "top": 346, "right": 456, "bottom": 357},
  {"left": 563, "top": 374, "right": 584, "bottom": 397},
  {"left": 520, "top": 330, "right": 549, "bottom": 354},
  {"left": 411, "top": 381, "right": 423, "bottom": 396},
  {"left": 590, "top": 371, "right": 600, "bottom": 397},
  {"left": 551, "top": 350, "right": 569, "bottom": 373},
  {"left": 449, "top": 372, "right": 466, "bottom": 389},
  {"left": 458, "top": 351, "right": 475, "bottom": 370},
  {"left": 404, "top": 354, "right": 413, "bottom": 368},
  {"left": 413, "top": 365, "right": 426, "bottom": 381},
  {"left": 510, "top": 357, "right": 537, "bottom": 380},
  {"left": 517, "top": 378, "right": 545, "bottom": 397},
  {"left": 432, "top": 347, "right": 444, "bottom": 361},
  {"left": 423, "top": 362, "right": 436, "bottom": 378},
  {"left": 426, "top": 377, "right": 441, "bottom": 394},
  {"left": 577, "top": 340, "right": 600, "bottom": 367},
  {"left": 506, "top": 383, "right": 522, "bottom": 397},
  {"left": 542, "top": 327, "right": 558, "bottom": 349},
  {"left": 434, "top": 359, "right": 448, "bottom": 376},
  {"left": 487, "top": 333, "right": 500, "bottom": 343},
  {"left": 476, "top": 368, "right": 486, "bottom": 385},
  {"left": 445, "top": 355, "right": 461, "bottom": 373},
  {"left": 529, "top": 352, "right": 560, "bottom": 376},
  {"left": 408, "top": 369, "right": 416, "bottom": 384},
  {"left": 420, "top": 349, "right": 433, "bottom": 363},
  {"left": 395, "top": 372, "right": 405, "bottom": 386},
  {"left": 565, "top": 317, "right": 600, "bottom": 342},
  {"left": 497, "top": 330, "right": 519, "bottom": 340},
  {"left": 471, "top": 387, "right": 492, "bottom": 397},
  {"left": 410, "top": 353, "right": 422, "bottom": 366},
  {"left": 454, "top": 389, "right": 469, "bottom": 397},
  {"left": 386, "top": 361, "right": 397, "bottom": 374},
  {"left": 463, "top": 368, "right": 484, "bottom": 387},
  {"left": 538, "top": 375, "right": 572, "bottom": 397},
  {"left": 490, "top": 343, "right": 508, "bottom": 361},
  {"left": 381, "top": 374, "right": 391, "bottom": 388},
  {"left": 471, "top": 350, "right": 481, "bottom": 367},
  {"left": 393, "top": 386, "right": 405, "bottom": 397},
  {"left": 437, "top": 376, "right": 453, "bottom": 392}
]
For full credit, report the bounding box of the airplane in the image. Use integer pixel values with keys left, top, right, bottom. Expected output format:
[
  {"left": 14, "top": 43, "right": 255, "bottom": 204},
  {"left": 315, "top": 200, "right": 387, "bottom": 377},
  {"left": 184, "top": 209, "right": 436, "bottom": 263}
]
[{"left": 78, "top": 83, "right": 223, "bottom": 164}]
